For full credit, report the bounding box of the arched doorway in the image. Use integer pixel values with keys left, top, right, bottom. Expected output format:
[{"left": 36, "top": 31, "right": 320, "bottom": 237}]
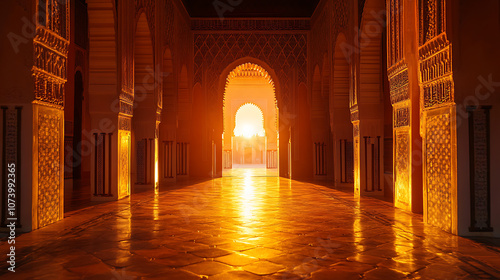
[
  {"left": 159, "top": 48, "right": 176, "bottom": 182},
  {"left": 132, "top": 13, "right": 157, "bottom": 190},
  {"left": 358, "top": 0, "right": 392, "bottom": 197},
  {"left": 222, "top": 62, "right": 279, "bottom": 176},
  {"left": 232, "top": 103, "right": 266, "bottom": 166},
  {"left": 332, "top": 33, "right": 354, "bottom": 188}
]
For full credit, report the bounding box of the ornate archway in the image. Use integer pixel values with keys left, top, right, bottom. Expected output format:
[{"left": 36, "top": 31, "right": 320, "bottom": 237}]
[{"left": 222, "top": 62, "right": 279, "bottom": 172}]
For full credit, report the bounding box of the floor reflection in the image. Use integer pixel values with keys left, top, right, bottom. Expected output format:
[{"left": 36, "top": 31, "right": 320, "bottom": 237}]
[
  {"left": 223, "top": 165, "right": 279, "bottom": 177},
  {"left": 3, "top": 169, "right": 500, "bottom": 279}
]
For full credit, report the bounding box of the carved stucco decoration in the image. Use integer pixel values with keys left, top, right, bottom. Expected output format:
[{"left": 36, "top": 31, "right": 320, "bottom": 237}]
[
  {"left": 192, "top": 19, "right": 310, "bottom": 31},
  {"left": 36, "top": 109, "right": 63, "bottom": 228},
  {"left": 32, "top": 0, "right": 69, "bottom": 230},
  {"left": 395, "top": 131, "right": 411, "bottom": 211},
  {"left": 419, "top": 34, "right": 453, "bottom": 109},
  {"left": 419, "top": 0, "right": 446, "bottom": 46},
  {"left": 33, "top": 27, "right": 69, "bottom": 106},
  {"left": 118, "top": 130, "right": 131, "bottom": 199},
  {"left": 418, "top": 0, "right": 456, "bottom": 233},
  {"left": 225, "top": 63, "right": 275, "bottom": 91},
  {"left": 425, "top": 112, "right": 453, "bottom": 232},
  {"left": 194, "top": 33, "right": 307, "bottom": 108},
  {"left": 388, "top": 0, "right": 403, "bottom": 66}
]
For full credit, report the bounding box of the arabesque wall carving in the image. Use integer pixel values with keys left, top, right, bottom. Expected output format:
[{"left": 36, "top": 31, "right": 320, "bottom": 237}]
[
  {"left": 389, "top": 62, "right": 409, "bottom": 104},
  {"left": 35, "top": 107, "right": 64, "bottom": 228},
  {"left": 32, "top": 0, "right": 69, "bottom": 230},
  {"left": 419, "top": 0, "right": 456, "bottom": 233},
  {"left": 425, "top": 112, "right": 453, "bottom": 232},
  {"left": 119, "top": 130, "right": 131, "bottom": 199},
  {"left": 395, "top": 131, "right": 410, "bottom": 210},
  {"left": 194, "top": 33, "right": 307, "bottom": 107},
  {"left": 420, "top": 34, "right": 453, "bottom": 109}
]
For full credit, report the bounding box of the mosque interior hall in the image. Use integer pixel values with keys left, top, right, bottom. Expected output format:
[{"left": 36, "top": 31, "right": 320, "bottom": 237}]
[{"left": 1, "top": 0, "right": 500, "bottom": 278}]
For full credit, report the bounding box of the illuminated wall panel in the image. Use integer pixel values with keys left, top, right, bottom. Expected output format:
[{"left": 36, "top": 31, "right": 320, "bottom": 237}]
[
  {"left": 32, "top": 0, "right": 69, "bottom": 229},
  {"left": 424, "top": 110, "right": 455, "bottom": 233},
  {"left": 118, "top": 130, "right": 131, "bottom": 200},
  {"left": 33, "top": 104, "right": 64, "bottom": 229},
  {"left": 394, "top": 131, "right": 411, "bottom": 211},
  {"left": 353, "top": 122, "right": 360, "bottom": 196}
]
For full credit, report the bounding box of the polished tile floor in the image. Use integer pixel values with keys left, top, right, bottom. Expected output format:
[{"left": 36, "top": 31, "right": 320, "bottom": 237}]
[{"left": 2, "top": 169, "right": 500, "bottom": 279}]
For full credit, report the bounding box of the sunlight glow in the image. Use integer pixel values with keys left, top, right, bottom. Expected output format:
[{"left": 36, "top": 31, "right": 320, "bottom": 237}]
[
  {"left": 234, "top": 104, "right": 265, "bottom": 138},
  {"left": 241, "top": 124, "right": 256, "bottom": 138}
]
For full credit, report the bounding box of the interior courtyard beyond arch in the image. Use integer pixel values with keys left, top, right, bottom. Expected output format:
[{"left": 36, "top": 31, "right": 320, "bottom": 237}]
[{"left": 0, "top": 0, "right": 500, "bottom": 278}]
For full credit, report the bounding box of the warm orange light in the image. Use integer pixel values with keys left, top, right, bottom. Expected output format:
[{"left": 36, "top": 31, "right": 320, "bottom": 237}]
[
  {"left": 241, "top": 124, "right": 256, "bottom": 138},
  {"left": 234, "top": 104, "right": 265, "bottom": 138}
]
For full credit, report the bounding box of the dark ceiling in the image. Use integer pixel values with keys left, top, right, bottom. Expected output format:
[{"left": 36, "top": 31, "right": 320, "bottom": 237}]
[{"left": 181, "top": 0, "right": 321, "bottom": 18}]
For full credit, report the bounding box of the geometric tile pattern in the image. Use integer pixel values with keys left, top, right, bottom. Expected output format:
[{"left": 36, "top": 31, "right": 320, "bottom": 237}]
[
  {"left": 425, "top": 113, "right": 452, "bottom": 233},
  {"left": 395, "top": 131, "right": 411, "bottom": 211},
  {"left": 37, "top": 110, "right": 62, "bottom": 228},
  {"left": 194, "top": 33, "right": 307, "bottom": 108},
  {"left": 119, "top": 130, "right": 131, "bottom": 199}
]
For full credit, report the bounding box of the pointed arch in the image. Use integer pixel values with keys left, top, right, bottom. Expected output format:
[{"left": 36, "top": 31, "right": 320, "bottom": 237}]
[
  {"left": 86, "top": 0, "right": 118, "bottom": 117},
  {"left": 218, "top": 57, "right": 281, "bottom": 108},
  {"left": 332, "top": 32, "right": 354, "bottom": 186},
  {"left": 131, "top": 12, "right": 156, "bottom": 188}
]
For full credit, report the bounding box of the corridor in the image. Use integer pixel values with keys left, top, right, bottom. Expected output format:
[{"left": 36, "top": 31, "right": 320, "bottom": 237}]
[{"left": 2, "top": 170, "right": 500, "bottom": 279}]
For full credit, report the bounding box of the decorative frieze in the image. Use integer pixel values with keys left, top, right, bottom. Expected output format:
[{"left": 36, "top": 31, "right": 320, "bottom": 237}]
[
  {"left": 34, "top": 27, "right": 69, "bottom": 55},
  {"left": 194, "top": 33, "right": 307, "bottom": 107},
  {"left": 394, "top": 107, "right": 410, "bottom": 128},
  {"left": 419, "top": 35, "right": 451, "bottom": 83},
  {"left": 33, "top": 43, "right": 67, "bottom": 79},
  {"left": 388, "top": 62, "right": 409, "bottom": 104},
  {"left": 422, "top": 77, "right": 453, "bottom": 108},
  {"left": 119, "top": 116, "right": 132, "bottom": 132},
  {"left": 350, "top": 109, "right": 359, "bottom": 122},
  {"left": 119, "top": 100, "right": 133, "bottom": 116},
  {"left": 121, "top": 89, "right": 134, "bottom": 104},
  {"left": 419, "top": 34, "right": 453, "bottom": 109},
  {"left": 34, "top": 72, "right": 65, "bottom": 106},
  {"left": 191, "top": 19, "right": 310, "bottom": 31},
  {"left": 34, "top": 1, "right": 69, "bottom": 108}
]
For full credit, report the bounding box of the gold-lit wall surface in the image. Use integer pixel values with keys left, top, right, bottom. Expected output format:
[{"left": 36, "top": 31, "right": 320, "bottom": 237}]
[
  {"left": 32, "top": 104, "right": 65, "bottom": 229},
  {"left": 394, "top": 130, "right": 411, "bottom": 211},
  {"left": 353, "top": 123, "right": 361, "bottom": 197},
  {"left": 418, "top": 1, "right": 458, "bottom": 234},
  {"left": 31, "top": 0, "right": 70, "bottom": 230},
  {"left": 385, "top": 0, "right": 424, "bottom": 215},
  {"left": 119, "top": 129, "right": 131, "bottom": 200},
  {"left": 389, "top": 62, "right": 411, "bottom": 211}
]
